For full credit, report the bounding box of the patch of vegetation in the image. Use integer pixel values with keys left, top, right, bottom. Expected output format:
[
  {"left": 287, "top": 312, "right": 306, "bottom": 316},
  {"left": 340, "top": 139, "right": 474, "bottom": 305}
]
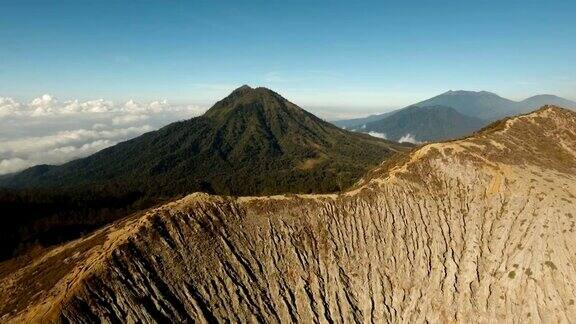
[
  {"left": 508, "top": 271, "right": 516, "bottom": 279},
  {"left": 544, "top": 261, "right": 557, "bottom": 270}
]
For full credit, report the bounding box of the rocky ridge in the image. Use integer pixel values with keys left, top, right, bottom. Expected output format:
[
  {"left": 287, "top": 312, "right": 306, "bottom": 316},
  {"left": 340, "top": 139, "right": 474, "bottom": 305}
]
[{"left": 1, "top": 106, "right": 576, "bottom": 323}]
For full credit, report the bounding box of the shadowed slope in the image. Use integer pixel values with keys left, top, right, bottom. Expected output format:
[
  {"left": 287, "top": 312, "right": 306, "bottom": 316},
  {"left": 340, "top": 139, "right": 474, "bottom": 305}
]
[{"left": 2, "top": 106, "right": 576, "bottom": 323}]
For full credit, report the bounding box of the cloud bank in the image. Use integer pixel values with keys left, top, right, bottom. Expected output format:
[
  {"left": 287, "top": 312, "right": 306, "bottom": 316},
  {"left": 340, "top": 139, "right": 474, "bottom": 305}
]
[{"left": 0, "top": 94, "right": 206, "bottom": 175}]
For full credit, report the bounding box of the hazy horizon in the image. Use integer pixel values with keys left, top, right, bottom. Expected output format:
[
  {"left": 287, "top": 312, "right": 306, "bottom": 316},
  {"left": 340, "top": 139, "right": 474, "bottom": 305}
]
[{"left": 3, "top": 87, "right": 575, "bottom": 121}]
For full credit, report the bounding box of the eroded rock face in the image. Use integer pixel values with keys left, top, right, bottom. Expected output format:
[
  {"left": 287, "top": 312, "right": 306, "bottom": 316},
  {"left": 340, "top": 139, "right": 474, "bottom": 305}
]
[{"left": 2, "top": 106, "right": 576, "bottom": 323}]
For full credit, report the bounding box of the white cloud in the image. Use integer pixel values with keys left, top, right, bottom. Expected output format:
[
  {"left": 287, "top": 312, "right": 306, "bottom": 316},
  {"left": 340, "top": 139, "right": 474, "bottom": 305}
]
[
  {"left": 41, "top": 139, "right": 115, "bottom": 164},
  {"left": 25, "top": 95, "right": 118, "bottom": 116},
  {"left": 30, "top": 94, "right": 57, "bottom": 107},
  {"left": 92, "top": 123, "right": 108, "bottom": 130},
  {"left": 398, "top": 133, "right": 421, "bottom": 144},
  {"left": 124, "top": 99, "right": 140, "bottom": 112},
  {"left": 0, "top": 95, "right": 204, "bottom": 118},
  {"left": 0, "top": 125, "right": 152, "bottom": 156},
  {"left": 112, "top": 114, "right": 149, "bottom": 125},
  {"left": 0, "top": 97, "right": 21, "bottom": 117},
  {"left": 367, "top": 131, "right": 388, "bottom": 139},
  {"left": 148, "top": 100, "right": 170, "bottom": 113},
  {"left": 0, "top": 140, "right": 117, "bottom": 175},
  {"left": 0, "top": 94, "right": 207, "bottom": 175},
  {"left": 62, "top": 99, "right": 115, "bottom": 113},
  {"left": 29, "top": 94, "right": 58, "bottom": 116},
  {"left": 0, "top": 158, "right": 31, "bottom": 175},
  {"left": 0, "top": 126, "right": 153, "bottom": 175}
]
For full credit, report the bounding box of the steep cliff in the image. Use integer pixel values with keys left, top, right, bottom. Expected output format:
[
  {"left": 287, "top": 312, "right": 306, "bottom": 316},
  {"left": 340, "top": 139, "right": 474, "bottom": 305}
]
[{"left": 2, "top": 106, "right": 576, "bottom": 323}]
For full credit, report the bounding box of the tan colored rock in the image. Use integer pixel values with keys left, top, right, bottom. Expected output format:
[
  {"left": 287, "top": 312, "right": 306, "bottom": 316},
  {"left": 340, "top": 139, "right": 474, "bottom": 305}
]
[{"left": 1, "top": 106, "right": 576, "bottom": 323}]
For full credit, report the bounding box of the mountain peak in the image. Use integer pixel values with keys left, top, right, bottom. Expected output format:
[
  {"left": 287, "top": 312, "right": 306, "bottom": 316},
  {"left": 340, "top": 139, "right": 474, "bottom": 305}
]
[
  {"left": 532, "top": 104, "right": 573, "bottom": 115},
  {"left": 231, "top": 84, "right": 254, "bottom": 94},
  {"left": 237, "top": 84, "right": 252, "bottom": 90},
  {"left": 526, "top": 94, "right": 557, "bottom": 99},
  {"left": 416, "top": 90, "right": 515, "bottom": 120},
  {"left": 223, "top": 85, "right": 282, "bottom": 100},
  {"left": 519, "top": 94, "right": 576, "bottom": 111},
  {"left": 230, "top": 85, "right": 279, "bottom": 96},
  {"left": 205, "top": 85, "right": 292, "bottom": 120},
  {"left": 442, "top": 90, "right": 498, "bottom": 97},
  {"left": 474, "top": 105, "right": 574, "bottom": 142}
]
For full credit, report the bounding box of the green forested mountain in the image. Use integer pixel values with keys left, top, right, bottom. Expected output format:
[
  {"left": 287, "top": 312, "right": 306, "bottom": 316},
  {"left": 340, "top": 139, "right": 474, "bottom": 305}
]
[{"left": 2, "top": 85, "right": 409, "bottom": 195}]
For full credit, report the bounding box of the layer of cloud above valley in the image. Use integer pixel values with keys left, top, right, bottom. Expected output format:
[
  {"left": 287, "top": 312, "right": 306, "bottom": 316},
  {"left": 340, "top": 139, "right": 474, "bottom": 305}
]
[{"left": 0, "top": 95, "right": 206, "bottom": 175}]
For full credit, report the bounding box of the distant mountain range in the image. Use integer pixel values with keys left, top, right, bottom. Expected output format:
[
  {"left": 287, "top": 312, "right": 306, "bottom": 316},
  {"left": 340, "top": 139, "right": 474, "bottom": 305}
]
[{"left": 333, "top": 91, "right": 576, "bottom": 142}]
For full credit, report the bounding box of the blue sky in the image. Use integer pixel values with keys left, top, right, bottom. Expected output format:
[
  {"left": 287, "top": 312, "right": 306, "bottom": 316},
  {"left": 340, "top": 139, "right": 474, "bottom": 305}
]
[{"left": 1, "top": 0, "right": 575, "bottom": 114}]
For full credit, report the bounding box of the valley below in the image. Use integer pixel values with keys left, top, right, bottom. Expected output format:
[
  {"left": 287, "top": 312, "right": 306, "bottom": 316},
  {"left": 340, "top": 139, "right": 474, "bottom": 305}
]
[{"left": 2, "top": 106, "right": 576, "bottom": 323}]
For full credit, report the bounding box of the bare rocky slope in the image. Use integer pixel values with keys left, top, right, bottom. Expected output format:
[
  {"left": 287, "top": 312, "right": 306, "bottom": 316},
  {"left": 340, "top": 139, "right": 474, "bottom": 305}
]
[{"left": 2, "top": 106, "right": 576, "bottom": 323}]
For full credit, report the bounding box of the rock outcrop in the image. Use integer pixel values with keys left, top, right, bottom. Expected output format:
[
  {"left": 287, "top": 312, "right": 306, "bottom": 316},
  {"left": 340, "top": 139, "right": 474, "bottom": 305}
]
[{"left": 1, "top": 106, "right": 576, "bottom": 323}]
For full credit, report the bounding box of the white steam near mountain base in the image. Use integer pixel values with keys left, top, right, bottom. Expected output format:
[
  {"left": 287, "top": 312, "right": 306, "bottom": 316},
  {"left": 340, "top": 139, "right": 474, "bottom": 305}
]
[
  {"left": 367, "top": 131, "right": 388, "bottom": 139},
  {"left": 398, "top": 133, "right": 421, "bottom": 144},
  {"left": 0, "top": 95, "right": 205, "bottom": 175}
]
